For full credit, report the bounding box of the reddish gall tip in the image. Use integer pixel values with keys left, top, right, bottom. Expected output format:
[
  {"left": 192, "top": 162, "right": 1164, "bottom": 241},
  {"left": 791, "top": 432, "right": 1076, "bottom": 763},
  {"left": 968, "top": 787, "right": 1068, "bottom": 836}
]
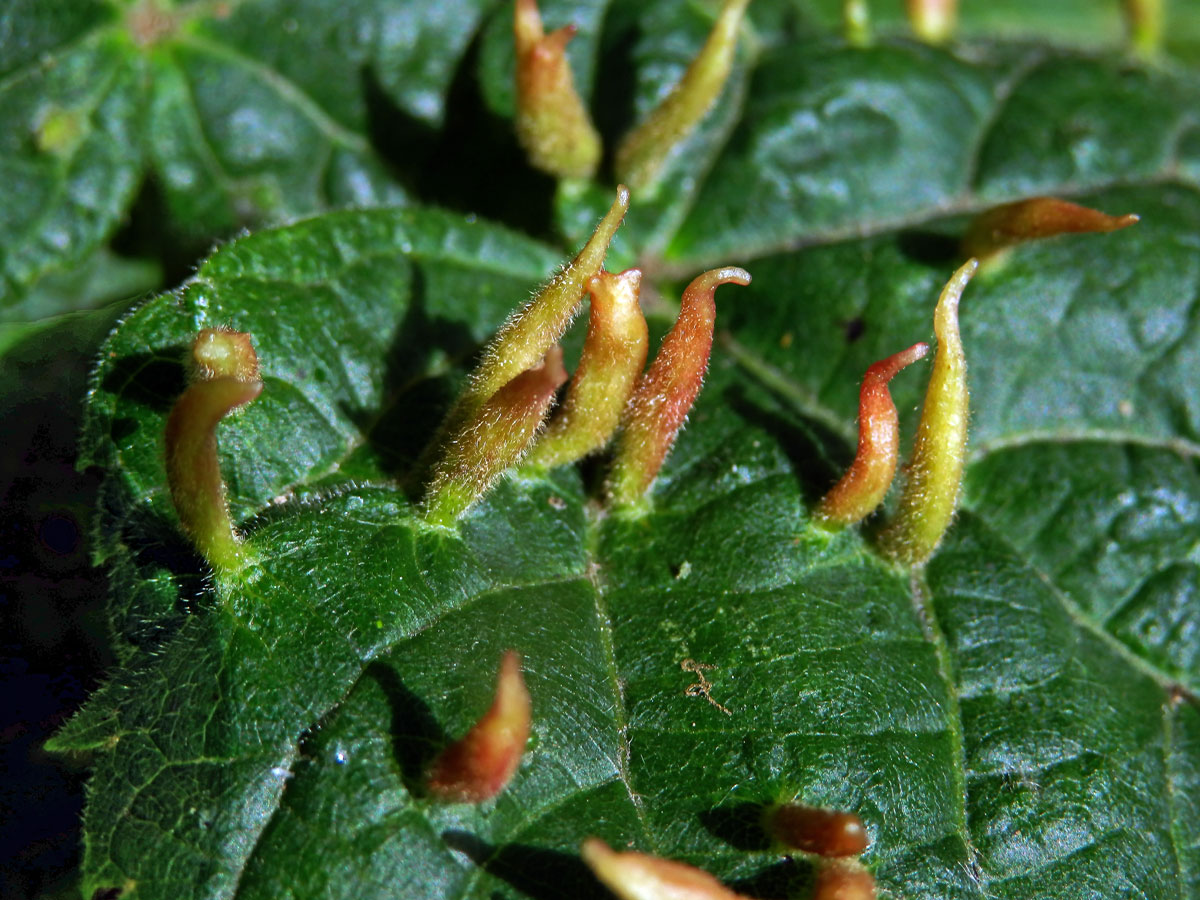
[
  {"left": 766, "top": 804, "right": 870, "bottom": 857},
  {"left": 963, "top": 196, "right": 1141, "bottom": 261},
  {"left": 816, "top": 341, "right": 929, "bottom": 527},
  {"left": 812, "top": 861, "right": 877, "bottom": 900},
  {"left": 427, "top": 651, "right": 531, "bottom": 803},
  {"left": 607, "top": 266, "right": 751, "bottom": 507}
]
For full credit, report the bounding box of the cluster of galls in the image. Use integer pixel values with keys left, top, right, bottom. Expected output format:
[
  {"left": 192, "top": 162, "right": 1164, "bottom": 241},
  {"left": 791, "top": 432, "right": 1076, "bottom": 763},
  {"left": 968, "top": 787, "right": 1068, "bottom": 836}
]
[
  {"left": 159, "top": 199, "right": 1139, "bottom": 900},
  {"left": 156, "top": 0, "right": 1146, "bottom": 893},
  {"left": 815, "top": 197, "right": 1138, "bottom": 564},
  {"left": 420, "top": 185, "right": 750, "bottom": 525}
]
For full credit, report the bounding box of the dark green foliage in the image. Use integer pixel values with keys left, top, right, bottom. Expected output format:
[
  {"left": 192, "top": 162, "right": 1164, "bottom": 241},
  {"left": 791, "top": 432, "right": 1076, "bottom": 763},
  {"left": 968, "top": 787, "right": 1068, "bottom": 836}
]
[{"left": 6, "top": 0, "right": 1200, "bottom": 897}]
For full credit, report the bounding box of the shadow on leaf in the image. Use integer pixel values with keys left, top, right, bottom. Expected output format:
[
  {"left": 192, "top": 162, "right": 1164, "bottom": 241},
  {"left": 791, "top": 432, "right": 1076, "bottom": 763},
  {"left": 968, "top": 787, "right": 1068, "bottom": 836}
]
[
  {"left": 365, "top": 661, "right": 446, "bottom": 796},
  {"left": 96, "top": 477, "right": 208, "bottom": 660},
  {"left": 895, "top": 229, "right": 960, "bottom": 268},
  {"left": 441, "top": 830, "right": 610, "bottom": 900},
  {"left": 99, "top": 348, "right": 189, "bottom": 415},
  {"left": 341, "top": 263, "right": 477, "bottom": 488},
  {"left": 362, "top": 23, "right": 556, "bottom": 239},
  {"left": 722, "top": 382, "right": 845, "bottom": 506},
  {"left": 729, "top": 858, "right": 813, "bottom": 900},
  {"left": 699, "top": 801, "right": 772, "bottom": 851}
]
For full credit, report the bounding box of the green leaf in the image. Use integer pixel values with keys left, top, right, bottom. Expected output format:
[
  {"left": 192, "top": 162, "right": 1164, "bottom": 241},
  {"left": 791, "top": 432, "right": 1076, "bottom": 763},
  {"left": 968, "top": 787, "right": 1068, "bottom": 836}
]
[
  {"left": 50, "top": 2, "right": 1200, "bottom": 899},
  {"left": 0, "top": 0, "right": 503, "bottom": 310}
]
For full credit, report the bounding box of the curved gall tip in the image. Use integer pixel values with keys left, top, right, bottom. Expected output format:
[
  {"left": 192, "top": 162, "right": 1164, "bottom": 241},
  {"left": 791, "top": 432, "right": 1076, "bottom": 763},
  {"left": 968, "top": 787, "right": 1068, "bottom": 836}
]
[
  {"left": 816, "top": 341, "right": 930, "bottom": 528},
  {"left": 963, "top": 197, "right": 1141, "bottom": 262},
  {"left": 705, "top": 266, "right": 752, "bottom": 289},
  {"left": 880, "top": 261, "right": 976, "bottom": 566},
  {"left": 865, "top": 341, "right": 928, "bottom": 386},
  {"left": 937, "top": 258, "right": 977, "bottom": 327},
  {"left": 607, "top": 265, "right": 750, "bottom": 508}
]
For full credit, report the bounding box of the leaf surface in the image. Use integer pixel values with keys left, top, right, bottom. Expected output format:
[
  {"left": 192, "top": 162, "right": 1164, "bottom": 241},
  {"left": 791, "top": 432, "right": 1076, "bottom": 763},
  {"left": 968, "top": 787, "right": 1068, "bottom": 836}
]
[
  {"left": 61, "top": 4, "right": 1200, "bottom": 900},
  {"left": 0, "top": 0, "right": 499, "bottom": 310}
]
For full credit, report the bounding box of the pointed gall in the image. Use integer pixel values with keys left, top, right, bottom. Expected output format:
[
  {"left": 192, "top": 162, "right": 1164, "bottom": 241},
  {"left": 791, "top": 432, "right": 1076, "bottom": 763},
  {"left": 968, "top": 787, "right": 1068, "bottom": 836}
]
[
  {"left": 962, "top": 196, "right": 1139, "bottom": 263},
  {"left": 461, "top": 186, "right": 629, "bottom": 417},
  {"left": 527, "top": 269, "right": 649, "bottom": 468},
  {"left": 615, "top": 0, "right": 752, "bottom": 193},
  {"left": 581, "top": 838, "right": 753, "bottom": 900},
  {"left": 816, "top": 342, "right": 929, "bottom": 527},
  {"left": 425, "top": 348, "right": 568, "bottom": 525},
  {"left": 608, "top": 267, "right": 751, "bottom": 508},
  {"left": 812, "top": 861, "right": 877, "bottom": 900},
  {"left": 514, "top": 0, "right": 602, "bottom": 179},
  {"left": 428, "top": 651, "right": 531, "bottom": 803},
  {"left": 164, "top": 328, "right": 262, "bottom": 573},
  {"left": 905, "top": 0, "right": 956, "bottom": 44},
  {"left": 765, "top": 804, "right": 870, "bottom": 858},
  {"left": 880, "top": 260, "right": 977, "bottom": 565}
]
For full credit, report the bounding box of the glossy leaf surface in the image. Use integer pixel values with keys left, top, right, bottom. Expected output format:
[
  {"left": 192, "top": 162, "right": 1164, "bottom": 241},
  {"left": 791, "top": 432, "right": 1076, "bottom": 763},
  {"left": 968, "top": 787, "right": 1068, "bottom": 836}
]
[{"left": 42, "top": 1, "right": 1200, "bottom": 899}]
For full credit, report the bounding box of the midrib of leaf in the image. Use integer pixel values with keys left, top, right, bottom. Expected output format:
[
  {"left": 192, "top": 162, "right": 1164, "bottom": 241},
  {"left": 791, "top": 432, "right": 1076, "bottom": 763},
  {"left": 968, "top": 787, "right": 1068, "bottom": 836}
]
[
  {"left": 1162, "top": 698, "right": 1193, "bottom": 900},
  {"left": 583, "top": 506, "right": 657, "bottom": 853},
  {"left": 649, "top": 35, "right": 1197, "bottom": 275},
  {"left": 971, "top": 430, "right": 1200, "bottom": 464},
  {"left": 217, "top": 463, "right": 962, "bottom": 899},
  {"left": 214, "top": 501, "right": 631, "bottom": 900},
  {"left": 694, "top": 336, "right": 1200, "bottom": 897},
  {"left": 909, "top": 570, "right": 977, "bottom": 862}
]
